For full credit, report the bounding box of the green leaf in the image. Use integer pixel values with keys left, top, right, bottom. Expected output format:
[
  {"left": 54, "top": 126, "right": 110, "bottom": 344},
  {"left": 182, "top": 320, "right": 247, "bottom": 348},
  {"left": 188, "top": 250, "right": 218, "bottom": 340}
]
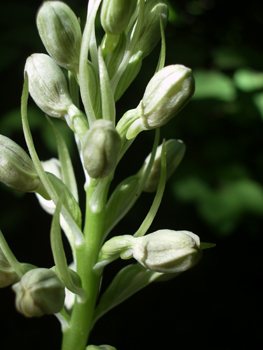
[
  {"left": 234, "top": 68, "right": 263, "bottom": 92},
  {"left": 253, "top": 92, "right": 263, "bottom": 120},
  {"left": 192, "top": 70, "right": 236, "bottom": 101},
  {"left": 92, "top": 263, "right": 161, "bottom": 326}
]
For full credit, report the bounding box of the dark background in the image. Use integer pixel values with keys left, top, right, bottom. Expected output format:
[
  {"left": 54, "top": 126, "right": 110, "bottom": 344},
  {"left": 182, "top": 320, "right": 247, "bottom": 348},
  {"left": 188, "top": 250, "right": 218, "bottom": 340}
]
[{"left": 1, "top": 0, "right": 263, "bottom": 349}]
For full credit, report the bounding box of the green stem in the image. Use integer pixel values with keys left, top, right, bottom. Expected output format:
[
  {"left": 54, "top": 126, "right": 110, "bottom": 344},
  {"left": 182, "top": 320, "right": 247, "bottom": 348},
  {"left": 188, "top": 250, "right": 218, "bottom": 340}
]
[
  {"left": 0, "top": 230, "right": 24, "bottom": 278},
  {"left": 61, "top": 180, "right": 107, "bottom": 350}
]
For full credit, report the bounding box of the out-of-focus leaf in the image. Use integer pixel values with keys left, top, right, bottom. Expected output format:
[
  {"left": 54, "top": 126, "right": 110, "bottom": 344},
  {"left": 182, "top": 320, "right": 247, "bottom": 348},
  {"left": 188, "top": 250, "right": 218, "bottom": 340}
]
[
  {"left": 173, "top": 176, "right": 210, "bottom": 202},
  {"left": 253, "top": 92, "right": 263, "bottom": 120},
  {"left": 212, "top": 47, "right": 247, "bottom": 69},
  {"left": 174, "top": 176, "right": 263, "bottom": 235},
  {"left": 192, "top": 70, "right": 236, "bottom": 101},
  {"left": 234, "top": 68, "right": 263, "bottom": 92}
]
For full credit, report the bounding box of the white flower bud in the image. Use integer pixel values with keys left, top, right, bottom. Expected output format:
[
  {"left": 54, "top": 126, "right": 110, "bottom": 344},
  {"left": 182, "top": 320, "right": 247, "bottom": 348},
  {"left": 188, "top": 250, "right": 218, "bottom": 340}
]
[
  {"left": 12, "top": 268, "right": 65, "bottom": 317},
  {"left": 126, "top": 65, "right": 195, "bottom": 139},
  {"left": 100, "top": 0, "right": 137, "bottom": 35},
  {"left": 0, "top": 134, "right": 49, "bottom": 198},
  {"left": 126, "top": 230, "right": 202, "bottom": 273},
  {"left": 82, "top": 120, "right": 122, "bottom": 178},
  {"left": 25, "top": 53, "right": 73, "bottom": 119},
  {"left": 37, "top": 1, "right": 82, "bottom": 73}
]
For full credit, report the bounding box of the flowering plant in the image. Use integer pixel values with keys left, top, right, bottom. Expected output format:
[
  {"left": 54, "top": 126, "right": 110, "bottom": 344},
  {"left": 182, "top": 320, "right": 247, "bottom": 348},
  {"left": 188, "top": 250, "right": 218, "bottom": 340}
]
[{"left": 0, "top": 1, "right": 214, "bottom": 349}]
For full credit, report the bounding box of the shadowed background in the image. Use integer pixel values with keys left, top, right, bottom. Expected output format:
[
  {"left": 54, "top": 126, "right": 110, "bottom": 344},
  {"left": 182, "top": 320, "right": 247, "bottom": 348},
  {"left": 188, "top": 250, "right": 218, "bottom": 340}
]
[{"left": 1, "top": 0, "right": 263, "bottom": 349}]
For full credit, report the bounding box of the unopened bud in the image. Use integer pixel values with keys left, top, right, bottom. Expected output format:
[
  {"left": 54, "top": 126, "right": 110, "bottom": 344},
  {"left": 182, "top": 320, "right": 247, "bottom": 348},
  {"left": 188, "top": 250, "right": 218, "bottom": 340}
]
[
  {"left": 126, "top": 65, "right": 195, "bottom": 139},
  {"left": 100, "top": 0, "right": 137, "bottom": 36},
  {"left": 0, "top": 248, "right": 19, "bottom": 288},
  {"left": 0, "top": 135, "right": 49, "bottom": 198},
  {"left": 25, "top": 53, "right": 73, "bottom": 119},
  {"left": 12, "top": 268, "right": 65, "bottom": 317},
  {"left": 82, "top": 120, "right": 121, "bottom": 178},
  {"left": 123, "top": 230, "right": 202, "bottom": 273},
  {"left": 37, "top": 1, "right": 82, "bottom": 73},
  {"left": 131, "top": 0, "right": 169, "bottom": 59},
  {"left": 142, "top": 139, "right": 186, "bottom": 192}
]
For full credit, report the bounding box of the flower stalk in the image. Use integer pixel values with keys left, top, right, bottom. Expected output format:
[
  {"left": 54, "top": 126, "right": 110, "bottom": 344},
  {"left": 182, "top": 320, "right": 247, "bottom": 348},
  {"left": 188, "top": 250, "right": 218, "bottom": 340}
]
[{"left": 0, "top": 0, "right": 215, "bottom": 349}]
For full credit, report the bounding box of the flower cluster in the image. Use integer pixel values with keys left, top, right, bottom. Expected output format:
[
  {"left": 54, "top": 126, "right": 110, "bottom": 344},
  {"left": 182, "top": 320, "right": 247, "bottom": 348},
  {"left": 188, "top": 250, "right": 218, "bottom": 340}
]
[{"left": 0, "top": 1, "right": 214, "bottom": 349}]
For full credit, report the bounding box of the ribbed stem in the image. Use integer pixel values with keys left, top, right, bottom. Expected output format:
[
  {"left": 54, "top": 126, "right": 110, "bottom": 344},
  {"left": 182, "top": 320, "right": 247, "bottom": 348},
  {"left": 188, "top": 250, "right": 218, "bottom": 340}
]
[{"left": 61, "top": 180, "right": 106, "bottom": 350}]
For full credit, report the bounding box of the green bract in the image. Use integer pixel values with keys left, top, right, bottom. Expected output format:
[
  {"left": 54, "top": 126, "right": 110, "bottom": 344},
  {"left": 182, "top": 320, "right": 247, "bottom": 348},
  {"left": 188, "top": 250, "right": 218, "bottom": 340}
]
[
  {"left": 142, "top": 139, "right": 186, "bottom": 192},
  {"left": 131, "top": 0, "right": 169, "bottom": 59},
  {"left": 82, "top": 120, "right": 122, "bottom": 178},
  {"left": 0, "top": 247, "right": 19, "bottom": 288},
  {"left": 37, "top": 1, "right": 82, "bottom": 74},
  {"left": 12, "top": 268, "right": 65, "bottom": 317}
]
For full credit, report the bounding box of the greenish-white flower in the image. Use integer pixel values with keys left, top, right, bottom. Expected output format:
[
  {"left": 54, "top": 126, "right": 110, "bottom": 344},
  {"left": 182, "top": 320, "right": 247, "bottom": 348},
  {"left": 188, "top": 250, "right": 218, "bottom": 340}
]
[
  {"left": 25, "top": 53, "right": 73, "bottom": 119},
  {"left": 37, "top": 1, "right": 82, "bottom": 73},
  {"left": 100, "top": 0, "right": 137, "bottom": 36},
  {"left": 126, "top": 64, "right": 195, "bottom": 139},
  {"left": 25, "top": 54, "right": 89, "bottom": 138},
  {"left": 12, "top": 268, "right": 65, "bottom": 317},
  {"left": 126, "top": 230, "right": 202, "bottom": 273},
  {"left": 82, "top": 120, "right": 121, "bottom": 178},
  {"left": 96, "top": 230, "right": 202, "bottom": 273},
  {"left": 0, "top": 134, "right": 49, "bottom": 198}
]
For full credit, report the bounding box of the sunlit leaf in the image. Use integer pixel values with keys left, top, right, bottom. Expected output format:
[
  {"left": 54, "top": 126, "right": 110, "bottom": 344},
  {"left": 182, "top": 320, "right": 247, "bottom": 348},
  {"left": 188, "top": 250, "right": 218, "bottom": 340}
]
[
  {"left": 193, "top": 70, "right": 236, "bottom": 101},
  {"left": 234, "top": 68, "right": 263, "bottom": 91}
]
